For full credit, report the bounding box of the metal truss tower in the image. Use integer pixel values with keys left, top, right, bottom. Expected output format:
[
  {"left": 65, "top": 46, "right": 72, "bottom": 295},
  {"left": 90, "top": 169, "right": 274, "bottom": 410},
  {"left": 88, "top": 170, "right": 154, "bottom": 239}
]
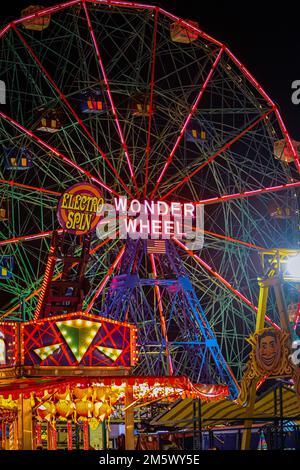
[{"left": 102, "top": 239, "right": 239, "bottom": 399}]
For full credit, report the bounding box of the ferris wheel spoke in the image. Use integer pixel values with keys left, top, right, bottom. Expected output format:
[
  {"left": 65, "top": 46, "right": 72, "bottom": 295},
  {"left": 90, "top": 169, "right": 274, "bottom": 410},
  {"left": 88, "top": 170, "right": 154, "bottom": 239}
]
[
  {"left": 0, "top": 23, "right": 11, "bottom": 39},
  {"left": 144, "top": 7, "right": 159, "bottom": 198},
  {"left": 160, "top": 108, "right": 275, "bottom": 200},
  {"left": 86, "top": 244, "right": 125, "bottom": 313},
  {"left": 225, "top": 47, "right": 300, "bottom": 173},
  {"left": 188, "top": 225, "right": 266, "bottom": 251},
  {"left": 274, "top": 108, "right": 300, "bottom": 173},
  {"left": 0, "top": 110, "right": 119, "bottom": 196},
  {"left": 83, "top": 2, "right": 139, "bottom": 196},
  {"left": 149, "top": 253, "right": 173, "bottom": 375},
  {"left": 0, "top": 179, "right": 61, "bottom": 196},
  {"left": 11, "top": 24, "right": 134, "bottom": 199},
  {"left": 0, "top": 229, "right": 64, "bottom": 247},
  {"left": 151, "top": 47, "right": 224, "bottom": 199},
  {"left": 197, "top": 180, "right": 300, "bottom": 206},
  {"left": 173, "top": 238, "right": 281, "bottom": 330}
]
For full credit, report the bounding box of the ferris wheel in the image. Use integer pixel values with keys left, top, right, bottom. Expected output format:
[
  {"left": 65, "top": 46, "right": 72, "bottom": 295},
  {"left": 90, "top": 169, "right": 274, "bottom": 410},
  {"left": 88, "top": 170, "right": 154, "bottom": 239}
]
[{"left": 0, "top": 0, "right": 299, "bottom": 393}]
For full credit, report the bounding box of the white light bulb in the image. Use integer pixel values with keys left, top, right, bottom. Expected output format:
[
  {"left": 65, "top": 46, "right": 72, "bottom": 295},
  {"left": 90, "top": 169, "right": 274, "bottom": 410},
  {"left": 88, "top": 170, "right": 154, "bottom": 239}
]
[{"left": 287, "top": 254, "right": 300, "bottom": 278}]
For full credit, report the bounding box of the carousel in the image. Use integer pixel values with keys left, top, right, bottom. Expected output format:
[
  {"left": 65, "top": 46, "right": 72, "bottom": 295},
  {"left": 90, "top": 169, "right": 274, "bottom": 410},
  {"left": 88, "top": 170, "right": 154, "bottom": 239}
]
[{"left": 0, "top": 311, "right": 228, "bottom": 450}]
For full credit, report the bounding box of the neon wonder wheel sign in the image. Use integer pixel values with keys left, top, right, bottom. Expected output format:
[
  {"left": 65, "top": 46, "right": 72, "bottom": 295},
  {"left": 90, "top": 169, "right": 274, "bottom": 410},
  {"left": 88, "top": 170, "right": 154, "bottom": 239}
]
[
  {"left": 57, "top": 186, "right": 203, "bottom": 246},
  {"left": 103, "top": 197, "right": 202, "bottom": 242}
]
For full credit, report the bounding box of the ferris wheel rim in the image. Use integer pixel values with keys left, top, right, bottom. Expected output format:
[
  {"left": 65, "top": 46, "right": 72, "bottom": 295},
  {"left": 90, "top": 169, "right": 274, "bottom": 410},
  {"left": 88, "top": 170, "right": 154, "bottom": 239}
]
[{"left": 0, "top": 0, "right": 298, "bottom": 179}]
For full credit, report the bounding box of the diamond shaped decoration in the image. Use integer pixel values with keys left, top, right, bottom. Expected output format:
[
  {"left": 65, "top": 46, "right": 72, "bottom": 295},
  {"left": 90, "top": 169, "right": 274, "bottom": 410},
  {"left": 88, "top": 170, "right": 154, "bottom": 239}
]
[
  {"left": 97, "top": 346, "right": 123, "bottom": 362},
  {"left": 56, "top": 319, "right": 101, "bottom": 363}
]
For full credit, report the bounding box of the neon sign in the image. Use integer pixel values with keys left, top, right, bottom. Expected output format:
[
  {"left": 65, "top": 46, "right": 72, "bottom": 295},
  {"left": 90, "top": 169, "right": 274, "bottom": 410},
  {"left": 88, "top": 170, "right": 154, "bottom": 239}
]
[
  {"left": 57, "top": 183, "right": 104, "bottom": 234},
  {"left": 112, "top": 198, "right": 196, "bottom": 238},
  {"left": 57, "top": 185, "right": 204, "bottom": 250},
  {"left": 97, "top": 197, "right": 204, "bottom": 250}
]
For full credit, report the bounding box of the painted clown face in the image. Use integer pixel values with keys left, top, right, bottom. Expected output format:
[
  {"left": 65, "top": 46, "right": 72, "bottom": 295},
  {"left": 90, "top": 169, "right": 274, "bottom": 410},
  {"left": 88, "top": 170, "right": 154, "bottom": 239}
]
[{"left": 256, "top": 332, "right": 281, "bottom": 372}]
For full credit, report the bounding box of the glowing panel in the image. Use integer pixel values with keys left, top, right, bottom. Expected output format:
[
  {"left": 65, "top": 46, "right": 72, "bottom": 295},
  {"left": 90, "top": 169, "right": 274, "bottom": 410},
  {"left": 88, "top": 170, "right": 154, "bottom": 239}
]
[
  {"left": 56, "top": 319, "right": 101, "bottom": 362},
  {"left": 97, "top": 346, "right": 123, "bottom": 362},
  {"left": 34, "top": 344, "right": 61, "bottom": 361},
  {"left": 22, "top": 312, "right": 135, "bottom": 367}
]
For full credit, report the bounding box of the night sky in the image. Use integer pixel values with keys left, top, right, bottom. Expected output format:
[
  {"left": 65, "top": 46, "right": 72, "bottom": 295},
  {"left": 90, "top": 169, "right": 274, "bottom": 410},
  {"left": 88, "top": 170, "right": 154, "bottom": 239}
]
[{"left": 1, "top": 0, "right": 300, "bottom": 137}]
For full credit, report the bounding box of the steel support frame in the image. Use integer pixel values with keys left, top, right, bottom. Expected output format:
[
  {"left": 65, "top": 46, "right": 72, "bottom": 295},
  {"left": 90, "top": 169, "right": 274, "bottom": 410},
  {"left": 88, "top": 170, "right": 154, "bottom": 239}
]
[{"left": 102, "top": 240, "right": 239, "bottom": 399}]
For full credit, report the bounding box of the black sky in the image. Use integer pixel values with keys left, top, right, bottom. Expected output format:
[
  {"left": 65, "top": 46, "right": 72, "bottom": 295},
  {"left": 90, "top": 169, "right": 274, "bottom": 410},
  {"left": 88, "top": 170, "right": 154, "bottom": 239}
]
[{"left": 1, "top": 0, "right": 300, "bottom": 137}]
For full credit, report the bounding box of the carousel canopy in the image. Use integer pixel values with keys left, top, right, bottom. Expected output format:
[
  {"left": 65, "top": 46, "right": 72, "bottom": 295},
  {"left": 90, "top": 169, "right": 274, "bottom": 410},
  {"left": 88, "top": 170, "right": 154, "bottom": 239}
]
[{"left": 0, "top": 375, "right": 229, "bottom": 402}]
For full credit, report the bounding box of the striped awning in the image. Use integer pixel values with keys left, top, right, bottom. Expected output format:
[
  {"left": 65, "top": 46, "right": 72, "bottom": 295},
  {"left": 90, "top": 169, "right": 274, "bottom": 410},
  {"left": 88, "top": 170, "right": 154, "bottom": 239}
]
[
  {"left": 151, "top": 385, "right": 300, "bottom": 428},
  {"left": 254, "top": 385, "right": 300, "bottom": 418}
]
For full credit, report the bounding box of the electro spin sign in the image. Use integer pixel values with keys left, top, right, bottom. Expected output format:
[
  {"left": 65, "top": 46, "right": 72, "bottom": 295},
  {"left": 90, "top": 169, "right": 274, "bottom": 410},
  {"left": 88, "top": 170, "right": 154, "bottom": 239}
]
[{"left": 57, "top": 183, "right": 104, "bottom": 235}]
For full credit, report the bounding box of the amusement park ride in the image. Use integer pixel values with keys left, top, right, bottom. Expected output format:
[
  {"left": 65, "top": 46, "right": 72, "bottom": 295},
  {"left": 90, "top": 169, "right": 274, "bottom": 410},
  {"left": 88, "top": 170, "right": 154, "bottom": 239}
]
[
  {"left": 0, "top": 0, "right": 299, "bottom": 450},
  {"left": 238, "top": 248, "right": 300, "bottom": 449}
]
